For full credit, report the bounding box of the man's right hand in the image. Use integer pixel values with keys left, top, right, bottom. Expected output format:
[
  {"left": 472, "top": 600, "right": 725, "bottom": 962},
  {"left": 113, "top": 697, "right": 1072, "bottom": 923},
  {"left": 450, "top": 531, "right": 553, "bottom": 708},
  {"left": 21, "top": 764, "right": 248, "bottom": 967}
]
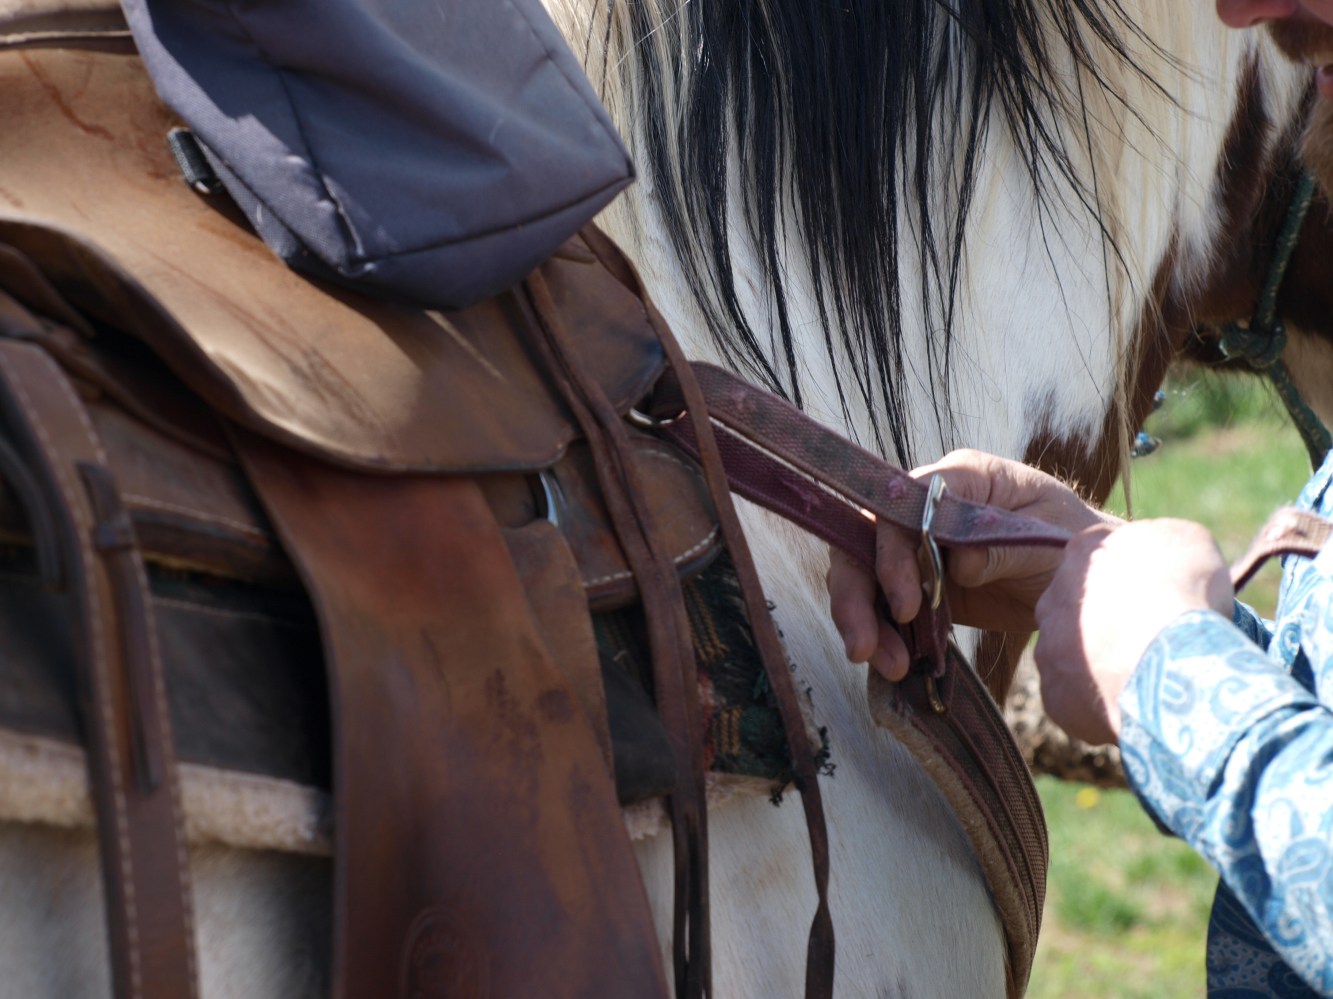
[{"left": 826, "top": 449, "right": 1116, "bottom": 680}]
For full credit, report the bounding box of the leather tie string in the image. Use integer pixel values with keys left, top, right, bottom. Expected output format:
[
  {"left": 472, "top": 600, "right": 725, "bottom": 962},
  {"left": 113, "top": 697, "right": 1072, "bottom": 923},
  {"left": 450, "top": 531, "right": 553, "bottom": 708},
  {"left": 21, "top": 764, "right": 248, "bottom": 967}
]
[
  {"left": 523, "top": 271, "right": 713, "bottom": 999},
  {"left": 580, "top": 226, "right": 838, "bottom": 999}
]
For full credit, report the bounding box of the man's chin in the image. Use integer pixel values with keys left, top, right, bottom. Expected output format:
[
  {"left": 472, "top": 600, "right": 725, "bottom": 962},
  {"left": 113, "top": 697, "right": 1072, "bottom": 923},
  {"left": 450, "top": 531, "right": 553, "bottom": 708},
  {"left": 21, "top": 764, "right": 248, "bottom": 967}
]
[{"left": 1303, "top": 95, "right": 1333, "bottom": 201}]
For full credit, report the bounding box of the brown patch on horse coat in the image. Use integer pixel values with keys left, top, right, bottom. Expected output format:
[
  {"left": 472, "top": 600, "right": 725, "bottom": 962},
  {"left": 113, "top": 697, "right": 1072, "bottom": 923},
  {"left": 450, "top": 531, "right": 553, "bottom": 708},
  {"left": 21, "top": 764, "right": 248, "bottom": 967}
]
[
  {"left": 982, "top": 59, "right": 1318, "bottom": 705},
  {"left": 975, "top": 234, "right": 1184, "bottom": 702}
]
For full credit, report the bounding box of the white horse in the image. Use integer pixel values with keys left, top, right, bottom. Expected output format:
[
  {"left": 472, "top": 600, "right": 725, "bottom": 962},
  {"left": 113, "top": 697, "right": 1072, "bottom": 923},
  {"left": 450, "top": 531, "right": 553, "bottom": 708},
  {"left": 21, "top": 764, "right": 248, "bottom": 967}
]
[{"left": 0, "top": 2, "right": 1318, "bottom": 996}]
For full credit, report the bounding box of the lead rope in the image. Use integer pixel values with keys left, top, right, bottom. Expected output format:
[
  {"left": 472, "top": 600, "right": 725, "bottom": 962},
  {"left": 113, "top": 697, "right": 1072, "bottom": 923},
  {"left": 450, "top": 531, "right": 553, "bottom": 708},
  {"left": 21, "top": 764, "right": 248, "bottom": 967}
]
[{"left": 1217, "top": 171, "right": 1331, "bottom": 468}]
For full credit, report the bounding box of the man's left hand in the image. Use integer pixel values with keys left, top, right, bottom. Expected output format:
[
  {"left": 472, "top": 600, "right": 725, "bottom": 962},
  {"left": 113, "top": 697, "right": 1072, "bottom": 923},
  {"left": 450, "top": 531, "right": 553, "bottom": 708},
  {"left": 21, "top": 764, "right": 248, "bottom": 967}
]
[{"left": 1034, "top": 519, "right": 1234, "bottom": 745}]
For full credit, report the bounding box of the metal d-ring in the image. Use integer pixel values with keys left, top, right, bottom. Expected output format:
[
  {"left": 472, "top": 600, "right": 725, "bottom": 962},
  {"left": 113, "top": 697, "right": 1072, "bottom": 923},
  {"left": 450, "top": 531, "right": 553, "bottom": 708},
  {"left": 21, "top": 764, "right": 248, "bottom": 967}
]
[
  {"left": 536, "top": 470, "right": 561, "bottom": 529},
  {"left": 919, "top": 474, "right": 946, "bottom": 612},
  {"left": 627, "top": 406, "right": 685, "bottom": 429}
]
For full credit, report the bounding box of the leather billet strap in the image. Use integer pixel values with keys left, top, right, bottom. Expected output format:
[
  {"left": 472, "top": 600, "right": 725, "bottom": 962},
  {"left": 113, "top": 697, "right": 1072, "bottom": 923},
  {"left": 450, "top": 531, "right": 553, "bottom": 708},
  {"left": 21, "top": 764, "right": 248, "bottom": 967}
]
[
  {"left": 0, "top": 339, "right": 197, "bottom": 999},
  {"left": 232, "top": 429, "right": 669, "bottom": 999},
  {"left": 1231, "top": 506, "right": 1333, "bottom": 590},
  {"left": 651, "top": 361, "right": 1055, "bottom": 999}
]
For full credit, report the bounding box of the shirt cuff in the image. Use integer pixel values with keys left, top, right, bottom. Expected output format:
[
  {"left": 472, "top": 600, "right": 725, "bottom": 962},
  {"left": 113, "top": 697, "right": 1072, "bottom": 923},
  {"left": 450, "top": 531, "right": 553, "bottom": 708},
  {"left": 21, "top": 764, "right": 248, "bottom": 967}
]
[{"left": 1117, "top": 609, "right": 1320, "bottom": 843}]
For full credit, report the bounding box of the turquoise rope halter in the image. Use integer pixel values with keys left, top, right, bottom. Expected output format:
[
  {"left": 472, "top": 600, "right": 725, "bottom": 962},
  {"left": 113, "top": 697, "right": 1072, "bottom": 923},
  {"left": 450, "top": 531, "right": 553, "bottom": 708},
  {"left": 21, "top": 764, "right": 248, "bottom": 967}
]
[{"left": 1217, "top": 171, "right": 1331, "bottom": 469}]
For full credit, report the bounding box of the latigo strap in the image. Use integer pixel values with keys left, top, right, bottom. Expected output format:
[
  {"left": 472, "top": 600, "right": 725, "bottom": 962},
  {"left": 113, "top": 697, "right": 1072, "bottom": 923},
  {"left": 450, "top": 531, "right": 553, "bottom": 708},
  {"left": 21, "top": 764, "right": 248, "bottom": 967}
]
[
  {"left": 1231, "top": 506, "right": 1333, "bottom": 590},
  {"left": 583, "top": 225, "right": 837, "bottom": 999}
]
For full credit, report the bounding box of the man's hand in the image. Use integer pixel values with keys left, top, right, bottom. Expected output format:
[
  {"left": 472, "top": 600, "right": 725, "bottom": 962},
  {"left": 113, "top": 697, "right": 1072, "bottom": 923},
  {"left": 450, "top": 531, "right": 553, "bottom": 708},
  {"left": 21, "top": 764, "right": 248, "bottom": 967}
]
[
  {"left": 826, "top": 449, "right": 1114, "bottom": 680},
  {"left": 1033, "top": 519, "right": 1234, "bottom": 745}
]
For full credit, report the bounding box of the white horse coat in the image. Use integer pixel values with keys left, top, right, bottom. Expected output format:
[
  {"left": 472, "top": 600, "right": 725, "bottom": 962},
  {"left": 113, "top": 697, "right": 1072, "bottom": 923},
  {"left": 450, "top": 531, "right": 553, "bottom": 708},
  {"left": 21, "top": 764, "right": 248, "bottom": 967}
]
[{"left": 0, "top": 4, "right": 1313, "bottom": 996}]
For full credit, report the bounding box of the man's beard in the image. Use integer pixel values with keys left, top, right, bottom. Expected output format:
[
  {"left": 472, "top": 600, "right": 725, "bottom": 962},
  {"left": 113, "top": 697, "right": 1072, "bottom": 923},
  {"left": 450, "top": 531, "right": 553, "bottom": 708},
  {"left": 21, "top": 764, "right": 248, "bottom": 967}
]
[{"left": 1269, "top": 19, "right": 1333, "bottom": 198}]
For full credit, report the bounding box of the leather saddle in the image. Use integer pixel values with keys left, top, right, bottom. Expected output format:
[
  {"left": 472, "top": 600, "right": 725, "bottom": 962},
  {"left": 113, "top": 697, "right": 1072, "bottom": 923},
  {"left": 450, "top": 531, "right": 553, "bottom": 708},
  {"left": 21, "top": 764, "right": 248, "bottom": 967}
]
[
  {"left": 0, "top": 28, "right": 835, "bottom": 999},
  {"left": 0, "top": 12, "right": 1050, "bottom": 999}
]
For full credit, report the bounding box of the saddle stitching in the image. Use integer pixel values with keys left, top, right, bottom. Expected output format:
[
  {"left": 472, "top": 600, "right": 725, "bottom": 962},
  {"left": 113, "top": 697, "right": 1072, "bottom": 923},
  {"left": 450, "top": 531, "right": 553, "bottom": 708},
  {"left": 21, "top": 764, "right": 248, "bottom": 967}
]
[{"left": 584, "top": 525, "right": 720, "bottom": 590}]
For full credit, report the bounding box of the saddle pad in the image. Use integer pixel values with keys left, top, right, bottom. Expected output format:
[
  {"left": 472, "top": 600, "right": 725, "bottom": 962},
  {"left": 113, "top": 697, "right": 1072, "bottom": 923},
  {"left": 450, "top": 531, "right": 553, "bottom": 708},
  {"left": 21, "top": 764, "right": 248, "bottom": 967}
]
[{"left": 0, "top": 45, "right": 664, "bottom": 472}]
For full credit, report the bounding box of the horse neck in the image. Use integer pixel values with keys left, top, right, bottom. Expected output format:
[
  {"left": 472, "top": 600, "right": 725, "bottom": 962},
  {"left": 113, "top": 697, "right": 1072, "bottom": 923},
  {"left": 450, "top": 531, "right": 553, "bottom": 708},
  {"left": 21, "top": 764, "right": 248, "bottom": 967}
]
[
  {"left": 550, "top": 1, "right": 1308, "bottom": 482},
  {"left": 1003, "top": 10, "right": 1310, "bottom": 496}
]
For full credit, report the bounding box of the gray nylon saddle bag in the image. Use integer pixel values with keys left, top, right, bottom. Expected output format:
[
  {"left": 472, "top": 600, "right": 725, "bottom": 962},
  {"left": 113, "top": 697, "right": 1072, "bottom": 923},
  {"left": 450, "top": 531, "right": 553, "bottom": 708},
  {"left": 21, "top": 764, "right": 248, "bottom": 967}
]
[{"left": 119, "top": 0, "right": 635, "bottom": 308}]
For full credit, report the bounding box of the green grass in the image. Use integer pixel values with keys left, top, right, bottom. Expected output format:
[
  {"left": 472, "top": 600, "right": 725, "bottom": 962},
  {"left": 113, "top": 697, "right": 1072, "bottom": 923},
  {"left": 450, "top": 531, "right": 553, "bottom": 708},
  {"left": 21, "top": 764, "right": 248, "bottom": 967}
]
[
  {"left": 1029, "top": 370, "right": 1314, "bottom": 997},
  {"left": 1031, "top": 777, "right": 1216, "bottom": 999},
  {"left": 1108, "top": 373, "right": 1312, "bottom": 618}
]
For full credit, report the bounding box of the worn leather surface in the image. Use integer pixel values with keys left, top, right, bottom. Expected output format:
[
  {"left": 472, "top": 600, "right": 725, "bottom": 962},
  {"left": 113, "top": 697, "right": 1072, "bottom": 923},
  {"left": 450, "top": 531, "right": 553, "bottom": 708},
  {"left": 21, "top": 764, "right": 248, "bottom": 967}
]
[
  {"left": 0, "top": 560, "right": 331, "bottom": 791},
  {"left": 0, "top": 0, "right": 129, "bottom": 50},
  {"left": 0, "top": 45, "right": 665, "bottom": 473},
  {"left": 0, "top": 270, "right": 719, "bottom": 595},
  {"left": 235, "top": 431, "right": 669, "bottom": 999},
  {"left": 0, "top": 275, "right": 710, "bottom": 804},
  {"left": 0, "top": 21, "right": 833, "bottom": 999}
]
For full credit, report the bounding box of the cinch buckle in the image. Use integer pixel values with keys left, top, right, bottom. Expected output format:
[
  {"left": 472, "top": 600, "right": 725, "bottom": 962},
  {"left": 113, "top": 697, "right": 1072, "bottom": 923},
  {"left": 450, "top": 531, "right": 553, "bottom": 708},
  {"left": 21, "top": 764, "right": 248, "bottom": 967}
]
[
  {"left": 918, "top": 475, "right": 948, "bottom": 714},
  {"left": 918, "top": 474, "right": 946, "bottom": 612}
]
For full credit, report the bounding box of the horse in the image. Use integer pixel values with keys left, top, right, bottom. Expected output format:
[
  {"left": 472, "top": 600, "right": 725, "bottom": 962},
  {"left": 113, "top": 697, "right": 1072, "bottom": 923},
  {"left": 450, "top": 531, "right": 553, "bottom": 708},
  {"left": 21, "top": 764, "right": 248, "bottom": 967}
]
[
  {"left": 542, "top": 1, "right": 1326, "bottom": 993},
  {"left": 0, "top": 1, "right": 1325, "bottom": 996}
]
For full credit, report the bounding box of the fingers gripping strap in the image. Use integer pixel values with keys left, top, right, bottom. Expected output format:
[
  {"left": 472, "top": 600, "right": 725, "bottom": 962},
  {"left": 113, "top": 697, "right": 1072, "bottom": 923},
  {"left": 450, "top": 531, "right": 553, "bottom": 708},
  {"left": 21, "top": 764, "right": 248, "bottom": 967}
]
[{"left": 0, "top": 340, "right": 197, "bottom": 999}]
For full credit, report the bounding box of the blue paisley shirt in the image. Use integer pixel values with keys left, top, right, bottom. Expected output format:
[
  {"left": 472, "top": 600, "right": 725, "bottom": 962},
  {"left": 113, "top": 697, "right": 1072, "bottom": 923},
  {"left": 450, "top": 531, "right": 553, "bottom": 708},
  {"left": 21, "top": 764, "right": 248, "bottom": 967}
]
[{"left": 1119, "top": 453, "right": 1333, "bottom": 997}]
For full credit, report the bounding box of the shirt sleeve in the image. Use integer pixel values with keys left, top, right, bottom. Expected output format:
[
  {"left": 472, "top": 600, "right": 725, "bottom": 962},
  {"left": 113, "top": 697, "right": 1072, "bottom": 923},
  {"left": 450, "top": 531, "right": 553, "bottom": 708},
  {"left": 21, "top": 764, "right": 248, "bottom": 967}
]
[
  {"left": 1231, "top": 598, "right": 1273, "bottom": 651},
  {"left": 1118, "top": 609, "right": 1333, "bottom": 993}
]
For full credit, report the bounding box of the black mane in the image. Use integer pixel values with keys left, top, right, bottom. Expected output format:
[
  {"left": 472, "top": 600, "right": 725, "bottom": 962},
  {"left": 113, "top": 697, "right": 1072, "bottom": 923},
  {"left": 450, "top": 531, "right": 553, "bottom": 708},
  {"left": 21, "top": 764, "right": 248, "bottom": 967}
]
[{"left": 599, "top": 0, "right": 1156, "bottom": 463}]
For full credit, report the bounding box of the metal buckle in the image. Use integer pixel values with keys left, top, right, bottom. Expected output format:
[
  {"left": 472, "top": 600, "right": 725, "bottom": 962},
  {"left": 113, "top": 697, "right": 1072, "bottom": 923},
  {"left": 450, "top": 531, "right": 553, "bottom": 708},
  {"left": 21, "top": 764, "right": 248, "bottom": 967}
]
[
  {"left": 918, "top": 474, "right": 946, "bottom": 612},
  {"left": 627, "top": 406, "right": 685, "bottom": 429}
]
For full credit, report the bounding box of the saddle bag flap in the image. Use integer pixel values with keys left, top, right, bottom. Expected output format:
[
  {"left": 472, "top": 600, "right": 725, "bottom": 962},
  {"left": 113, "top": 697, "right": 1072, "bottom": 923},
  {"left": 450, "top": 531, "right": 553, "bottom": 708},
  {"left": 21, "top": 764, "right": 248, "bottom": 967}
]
[{"left": 119, "top": 0, "right": 634, "bottom": 309}]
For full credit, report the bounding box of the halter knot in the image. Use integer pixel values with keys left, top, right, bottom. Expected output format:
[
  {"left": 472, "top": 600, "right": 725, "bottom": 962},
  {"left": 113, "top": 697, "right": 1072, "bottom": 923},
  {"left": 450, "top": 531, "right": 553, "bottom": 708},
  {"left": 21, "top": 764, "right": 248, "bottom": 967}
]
[{"left": 1218, "top": 319, "right": 1288, "bottom": 371}]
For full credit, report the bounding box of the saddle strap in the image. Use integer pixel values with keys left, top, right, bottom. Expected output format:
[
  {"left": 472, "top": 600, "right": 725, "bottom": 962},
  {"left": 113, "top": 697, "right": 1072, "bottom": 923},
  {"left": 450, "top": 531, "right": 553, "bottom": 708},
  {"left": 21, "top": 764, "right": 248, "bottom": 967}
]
[
  {"left": 652, "top": 363, "right": 1074, "bottom": 559},
  {"left": 580, "top": 228, "right": 837, "bottom": 999},
  {"left": 231, "top": 430, "right": 668, "bottom": 999},
  {"left": 0, "top": 340, "right": 197, "bottom": 999},
  {"left": 1231, "top": 506, "right": 1333, "bottom": 590},
  {"left": 651, "top": 361, "right": 1052, "bottom": 999}
]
